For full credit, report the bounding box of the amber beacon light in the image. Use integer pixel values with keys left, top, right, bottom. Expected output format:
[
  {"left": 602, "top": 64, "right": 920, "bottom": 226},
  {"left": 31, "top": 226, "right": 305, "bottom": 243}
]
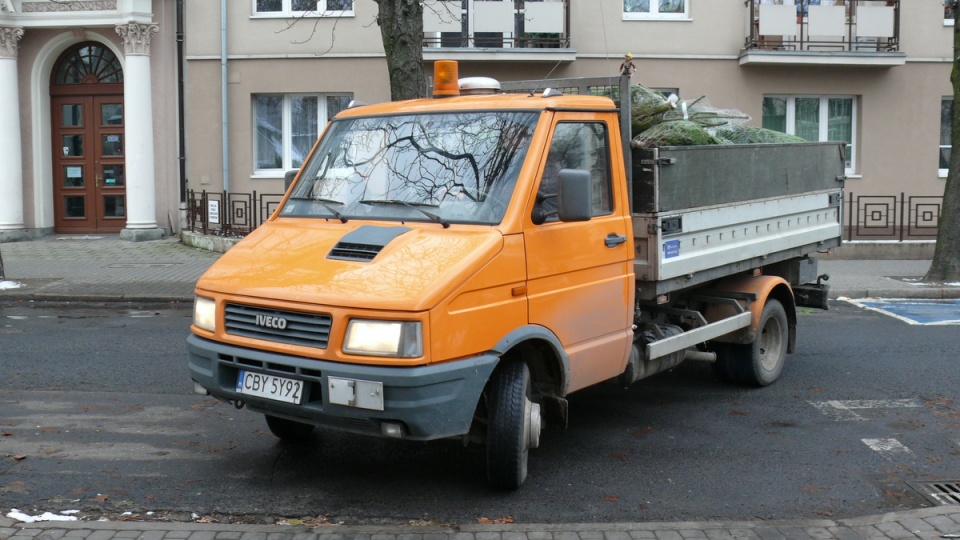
[{"left": 433, "top": 60, "right": 460, "bottom": 98}]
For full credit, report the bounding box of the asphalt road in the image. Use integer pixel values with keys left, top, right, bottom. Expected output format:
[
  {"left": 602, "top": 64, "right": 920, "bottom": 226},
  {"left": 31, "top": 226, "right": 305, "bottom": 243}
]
[{"left": 1, "top": 300, "right": 958, "bottom": 525}]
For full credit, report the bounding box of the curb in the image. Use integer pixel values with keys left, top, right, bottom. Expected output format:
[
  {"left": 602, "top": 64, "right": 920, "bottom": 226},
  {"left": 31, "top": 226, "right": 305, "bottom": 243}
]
[{"left": 4, "top": 507, "right": 958, "bottom": 536}]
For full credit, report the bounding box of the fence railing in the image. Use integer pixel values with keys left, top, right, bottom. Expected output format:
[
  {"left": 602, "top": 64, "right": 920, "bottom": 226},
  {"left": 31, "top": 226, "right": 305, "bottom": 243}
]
[
  {"left": 845, "top": 191, "right": 941, "bottom": 242},
  {"left": 185, "top": 189, "right": 943, "bottom": 243},
  {"left": 744, "top": 0, "right": 901, "bottom": 53}
]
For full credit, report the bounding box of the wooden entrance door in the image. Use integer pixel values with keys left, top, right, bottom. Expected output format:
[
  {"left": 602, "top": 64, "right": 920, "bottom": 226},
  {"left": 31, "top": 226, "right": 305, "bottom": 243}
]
[
  {"left": 50, "top": 42, "right": 126, "bottom": 234},
  {"left": 52, "top": 95, "right": 126, "bottom": 233}
]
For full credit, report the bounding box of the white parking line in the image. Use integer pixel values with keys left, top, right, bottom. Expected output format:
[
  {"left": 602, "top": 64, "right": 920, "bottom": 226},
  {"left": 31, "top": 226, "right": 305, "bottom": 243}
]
[
  {"left": 809, "top": 399, "right": 923, "bottom": 421},
  {"left": 862, "top": 438, "right": 915, "bottom": 461}
]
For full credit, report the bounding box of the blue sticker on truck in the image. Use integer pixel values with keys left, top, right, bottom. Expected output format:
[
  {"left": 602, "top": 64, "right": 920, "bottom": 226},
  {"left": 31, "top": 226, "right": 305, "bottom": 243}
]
[{"left": 663, "top": 240, "right": 680, "bottom": 259}]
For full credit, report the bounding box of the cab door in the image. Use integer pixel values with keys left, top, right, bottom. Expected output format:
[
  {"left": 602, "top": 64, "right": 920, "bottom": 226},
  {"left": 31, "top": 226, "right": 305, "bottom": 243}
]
[{"left": 523, "top": 115, "right": 635, "bottom": 393}]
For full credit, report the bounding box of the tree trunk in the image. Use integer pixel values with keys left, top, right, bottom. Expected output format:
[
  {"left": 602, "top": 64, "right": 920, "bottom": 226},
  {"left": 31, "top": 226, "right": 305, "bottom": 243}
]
[
  {"left": 374, "top": 0, "right": 427, "bottom": 102},
  {"left": 925, "top": 3, "right": 960, "bottom": 282}
]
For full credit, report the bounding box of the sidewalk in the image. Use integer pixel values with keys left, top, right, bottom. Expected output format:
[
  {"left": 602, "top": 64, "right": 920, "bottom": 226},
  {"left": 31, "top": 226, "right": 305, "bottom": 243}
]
[
  {"left": 0, "top": 235, "right": 958, "bottom": 303},
  {"left": 2, "top": 506, "right": 959, "bottom": 540},
  {"left": 2, "top": 236, "right": 960, "bottom": 540}
]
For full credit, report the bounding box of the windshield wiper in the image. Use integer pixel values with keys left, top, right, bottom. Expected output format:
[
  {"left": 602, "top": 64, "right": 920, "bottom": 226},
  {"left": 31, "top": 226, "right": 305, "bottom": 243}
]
[
  {"left": 359, "top": 199, "right": 450, "bottom": 229},
  {"left": 288, "top": 197, "right": 348, "bottom": 223}
]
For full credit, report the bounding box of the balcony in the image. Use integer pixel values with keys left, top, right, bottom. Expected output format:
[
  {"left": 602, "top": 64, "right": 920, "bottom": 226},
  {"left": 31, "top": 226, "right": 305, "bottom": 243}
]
[
  {"left": 741, "top": 0, "right": 905, "bottom": 67},
  {"left": 422, "top": 0, "right": 575, "bottom": 63}
]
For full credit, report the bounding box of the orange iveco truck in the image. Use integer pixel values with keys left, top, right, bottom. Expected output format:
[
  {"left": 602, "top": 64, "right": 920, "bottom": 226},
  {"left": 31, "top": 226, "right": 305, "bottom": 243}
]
[{"left": 187, "top": 61, "right": 845, "bottom": 489}]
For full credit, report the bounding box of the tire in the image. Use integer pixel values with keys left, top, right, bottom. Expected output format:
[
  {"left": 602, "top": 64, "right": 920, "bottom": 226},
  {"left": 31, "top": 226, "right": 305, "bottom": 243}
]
[
  {"left": 264, "top": 414, "right": 315, "bottom": 442},
  {"left": 724, "top": 299, "right": 789, "bottom": 387},
  {"left": 486, "top": 362, "right": 542, "bottom": 490}
]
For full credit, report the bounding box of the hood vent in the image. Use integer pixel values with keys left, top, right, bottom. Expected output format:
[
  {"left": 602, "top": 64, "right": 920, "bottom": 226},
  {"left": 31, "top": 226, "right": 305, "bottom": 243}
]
[
  {"left": 328, "top": 225, "right": 412, "bottom": 262},
  {"left": 329, "top": 242, "right": 382, "bottom": 261}
]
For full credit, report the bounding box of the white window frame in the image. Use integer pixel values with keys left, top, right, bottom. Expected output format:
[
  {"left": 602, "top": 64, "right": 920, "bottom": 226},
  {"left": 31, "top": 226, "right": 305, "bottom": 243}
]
[
  {"left": 941, "top": 97, "right": 951, "bottom": 178},
  {"left": 252, "top": 0, "right": 354, "bottom": 18},
  {"left": 765, "top": 94, "right": 857, "bottom": 175},
  {"left": 622, "top": 0, "right": 690, "bottom": 21},
  {"left": 253, "top": 93, "right": 352, "bottom": 177}
]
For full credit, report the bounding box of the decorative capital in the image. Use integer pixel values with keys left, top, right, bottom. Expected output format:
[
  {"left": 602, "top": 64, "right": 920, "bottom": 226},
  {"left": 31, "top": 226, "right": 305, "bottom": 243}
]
[
  {"left": 0, "top": 26, "right": 24, "bottom": 59},
  {"left": 115, "top": 22, "right": 158, "bottom": 56}
]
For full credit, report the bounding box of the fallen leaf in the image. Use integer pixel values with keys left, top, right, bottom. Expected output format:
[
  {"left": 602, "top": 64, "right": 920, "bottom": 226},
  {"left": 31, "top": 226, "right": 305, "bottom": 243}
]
[
  {"left": 801, "top": 485, "right": 821, "bottom": 493},
  {"left": 601, "top": 495, "right": 619, "bottom": 503},
  {"left": 13, "top": 455, "right": 26, "bottom": 461},
  {"left": 1, "top": 431, "right": 13, "bottom": 437},
  {"left": 477, "top": 516, "right": 514, "bottom": 524},
  {"left": 92, "top": 494, "right": 109, "bottom": 503}
]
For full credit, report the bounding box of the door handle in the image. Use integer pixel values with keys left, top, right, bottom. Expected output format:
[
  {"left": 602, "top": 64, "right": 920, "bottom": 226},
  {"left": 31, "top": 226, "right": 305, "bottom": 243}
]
[{"left": 605, "top": 233, "right": 627, "bottom": 248}]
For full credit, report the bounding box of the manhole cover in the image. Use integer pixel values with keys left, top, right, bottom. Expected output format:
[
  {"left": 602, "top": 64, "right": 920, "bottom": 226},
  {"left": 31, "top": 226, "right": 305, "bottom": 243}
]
[{"left": 909, "top": 481, "right": 960, "bottom": 506}]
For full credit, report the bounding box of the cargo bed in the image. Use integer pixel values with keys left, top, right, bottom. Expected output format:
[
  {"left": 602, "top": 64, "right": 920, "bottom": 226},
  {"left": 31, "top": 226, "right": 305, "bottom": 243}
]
[{"left": 631, "top": 142, "right": 845, "bottom": 301}]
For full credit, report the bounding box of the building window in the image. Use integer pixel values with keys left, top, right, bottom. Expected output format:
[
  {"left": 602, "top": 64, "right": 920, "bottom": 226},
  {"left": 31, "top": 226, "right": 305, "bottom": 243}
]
[
  {"left": 946, "top": 0, "right": 956, "bottom": 25},
  {"left": 254, "top": 0, "right": 353, "bottom": 16},
  {"left": 254, "top": 94, "right": 352, "bottom": 173},
  {"left": 623, "top": 0, "right": 688, "bottom": 20},
  {"left": 762, "top": 95, "right": 856, "bottom": 173},
  {"left": 941, "top": 98, "right": 952, "bottom": 176}
]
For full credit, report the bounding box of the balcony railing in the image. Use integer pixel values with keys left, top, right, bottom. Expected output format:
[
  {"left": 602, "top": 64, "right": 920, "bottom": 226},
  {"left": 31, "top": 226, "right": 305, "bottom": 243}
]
[
  {"left": 744, "top": 0, "right": 900, "bottom": 55},
  {"left": 422, "top": 0, "right": 570, "bottom": 50},
  {"left": 185, "top": 189, "right": 943, "bottom": 243}
]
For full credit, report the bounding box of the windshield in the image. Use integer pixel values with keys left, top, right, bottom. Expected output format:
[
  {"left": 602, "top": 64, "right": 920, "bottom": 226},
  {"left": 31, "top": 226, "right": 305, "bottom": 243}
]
[{"left": 280, "top": 110, "right": 539, "bottom": 226}]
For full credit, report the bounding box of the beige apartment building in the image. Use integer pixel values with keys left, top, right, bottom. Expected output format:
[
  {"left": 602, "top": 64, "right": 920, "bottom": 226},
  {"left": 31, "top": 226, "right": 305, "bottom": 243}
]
[{"left": 0, "top": 1, "right": 953, "bottom": 240}]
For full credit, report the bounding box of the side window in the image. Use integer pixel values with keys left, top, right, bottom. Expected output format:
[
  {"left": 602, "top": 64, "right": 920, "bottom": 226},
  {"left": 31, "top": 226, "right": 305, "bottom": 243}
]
[{"left": 534, "top": 122, "right": 612, "bottom": 222}]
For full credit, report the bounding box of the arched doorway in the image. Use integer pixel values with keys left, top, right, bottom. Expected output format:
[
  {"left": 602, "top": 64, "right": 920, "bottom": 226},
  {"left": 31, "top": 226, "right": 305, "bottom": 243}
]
[{"left": 50, "top": 42, "right": 125, "bottom": 233}]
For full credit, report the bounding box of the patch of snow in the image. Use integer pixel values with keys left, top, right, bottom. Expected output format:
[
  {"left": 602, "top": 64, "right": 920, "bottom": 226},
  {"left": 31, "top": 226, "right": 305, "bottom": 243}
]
[
  {"left": 0, "top": 280, "right": 22, "bottom": 290},
  {"left": 6, "top": 509, "right": 79, "bottom": 523}
]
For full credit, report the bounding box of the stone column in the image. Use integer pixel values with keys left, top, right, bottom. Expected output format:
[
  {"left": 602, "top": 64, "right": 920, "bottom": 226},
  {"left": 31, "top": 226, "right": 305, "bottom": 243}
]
[
  {"left": 116, "top": 22, "right": 163, "bottom": 241},
  {"left": 0, "top": 26, "right": 26, "bottom": 242}
]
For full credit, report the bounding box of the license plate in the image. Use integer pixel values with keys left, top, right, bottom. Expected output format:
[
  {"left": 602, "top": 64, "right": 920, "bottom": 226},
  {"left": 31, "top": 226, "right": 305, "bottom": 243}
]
[{"left": 236, "top": 370, "right": 303, "bottom": 404}]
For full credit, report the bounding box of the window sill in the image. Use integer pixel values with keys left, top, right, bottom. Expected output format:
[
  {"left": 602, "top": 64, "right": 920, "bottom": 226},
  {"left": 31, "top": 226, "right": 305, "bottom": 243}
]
[
  {"left": 845, "top": 174, "right": 862, "bottom": 180},
  {"left": 939, "top": 170, "right": 948, "bottom": 178},
  {"left": 251, "top": 12, "right": 354, "bottom": 19},
  {"left": 622, "top": 15, "right": 692, "bottom": 22},
  {"left": 946, "top": 19, "right": 955, "bottom": 27}
]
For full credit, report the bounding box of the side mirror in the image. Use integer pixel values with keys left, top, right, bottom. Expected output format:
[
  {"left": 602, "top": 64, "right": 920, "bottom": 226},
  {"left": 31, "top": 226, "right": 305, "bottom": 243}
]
[
  {"left": 556, "top": 169, "right": 592, "bottom": 222},
  {"left": 284, "top": 169, "right": 300, "bottom": 191}
]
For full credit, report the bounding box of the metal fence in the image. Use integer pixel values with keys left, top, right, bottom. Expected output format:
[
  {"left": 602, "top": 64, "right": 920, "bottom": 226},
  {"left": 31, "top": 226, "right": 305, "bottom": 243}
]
[
  {"left": 185, "top": 189, "right": 943, "bottom": 242},
  {"left": 845, "top": 191, "right": 942, "bottom": 242}
]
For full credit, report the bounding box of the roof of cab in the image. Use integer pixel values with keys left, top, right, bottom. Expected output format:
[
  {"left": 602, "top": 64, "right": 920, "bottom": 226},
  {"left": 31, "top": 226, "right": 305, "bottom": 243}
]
[{"left": 333, "top": 92, "right": 618, "bottom": 119}]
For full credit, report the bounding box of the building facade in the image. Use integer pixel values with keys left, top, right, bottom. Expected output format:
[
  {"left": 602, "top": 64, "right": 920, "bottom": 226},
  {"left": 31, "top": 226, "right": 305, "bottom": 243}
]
[
  {"left": 182, "top": 0, "right": 952, "bottom": 240},
  {"left": 0, "top": 0, "right": 179, "bottom": 241},
  {"left": 2, "top": 1, "right": 953, "bottom": 241}
]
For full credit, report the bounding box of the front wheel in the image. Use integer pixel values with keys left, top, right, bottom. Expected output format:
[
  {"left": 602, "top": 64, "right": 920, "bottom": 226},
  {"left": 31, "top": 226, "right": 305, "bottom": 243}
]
[
  {"left": 716, "top": 299, "right": 789, "bottom": 387},
  {"left": 486, "top": 361, "right": 542, "bottom": 489}
]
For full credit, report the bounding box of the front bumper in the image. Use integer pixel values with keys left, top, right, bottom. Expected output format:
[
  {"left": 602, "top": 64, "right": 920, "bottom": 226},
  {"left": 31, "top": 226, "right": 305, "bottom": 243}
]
[{"left": 187, "top": 334, "right": 498, "bottom": 441}]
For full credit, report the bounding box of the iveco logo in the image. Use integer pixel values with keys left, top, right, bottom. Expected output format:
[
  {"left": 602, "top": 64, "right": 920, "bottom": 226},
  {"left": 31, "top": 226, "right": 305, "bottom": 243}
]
[{"left": 256, "top": 314, "right": 288, "bottom": 330}]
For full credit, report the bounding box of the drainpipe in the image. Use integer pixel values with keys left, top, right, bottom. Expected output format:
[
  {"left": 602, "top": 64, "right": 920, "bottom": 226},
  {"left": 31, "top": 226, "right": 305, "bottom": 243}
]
[
  {"left": 221, "top": 0, "right": 230, "bottom": 194},
  {"left": 177, "top": 0, "right": 187, "bottom": 231}
]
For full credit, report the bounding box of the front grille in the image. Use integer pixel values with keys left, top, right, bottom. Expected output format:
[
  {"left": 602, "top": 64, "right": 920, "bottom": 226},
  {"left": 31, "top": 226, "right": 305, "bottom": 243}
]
[{"left": 225, "top": 303, "right": 331, "bottom": 348}]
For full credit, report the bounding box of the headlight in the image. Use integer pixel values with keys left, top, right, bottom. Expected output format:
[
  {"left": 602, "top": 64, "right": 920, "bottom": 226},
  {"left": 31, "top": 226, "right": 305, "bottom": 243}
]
[
  {"left": 343, "top": 319, "right": 422, "bottom": 358},
  {"left": 193, "top": 296, "right": 216, "bottom": 332}
]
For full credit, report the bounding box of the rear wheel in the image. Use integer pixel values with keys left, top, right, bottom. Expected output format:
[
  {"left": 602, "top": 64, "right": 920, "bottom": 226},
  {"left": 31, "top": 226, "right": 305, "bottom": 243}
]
[
  {"left": 264, "top": 414, "right": 315, "bottom": 442},
  {"left": 486, "top": 362, "right": 541, "bottom": 489},
  {"left": 721, "top": 299, "right": 789, "bottom": 387}
]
